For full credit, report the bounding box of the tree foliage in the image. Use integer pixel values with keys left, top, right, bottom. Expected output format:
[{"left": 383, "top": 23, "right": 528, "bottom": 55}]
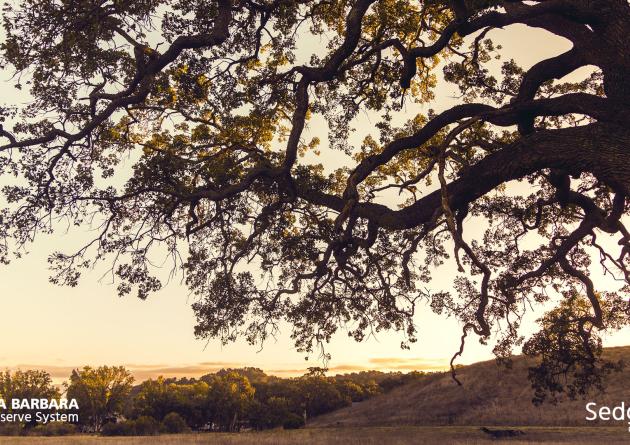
[
  {"left": 203, "top": 371, "right": 255, "bottom": 431},
  {"left": 65, "top": 366, "right": 134, "bottom": 431},
  {"left": 132, "top": 377, "right": 210, "bottom": 426},
  {"left": 524, "top": 292, "right": 627, "bottom": 405},
  {"left": 1, "top": 0, "right": 629, "bottom": 402},
  {"left": 161, "top": 412, "right": 190, "bottom": 433},
  {"left": 0, "top": 365, "right": 414, "bottom": 434},
  {"left": 0, "top": 370, "right": 60, "bottom": 428},
  {"left": 129, "top": 367, "right": 390, "bottom": 430}
]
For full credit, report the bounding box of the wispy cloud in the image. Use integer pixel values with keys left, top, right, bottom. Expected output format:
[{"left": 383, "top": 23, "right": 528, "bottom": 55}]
[
  {"left": 369, "top": 357, "right": 409, "bottom": 364},
  {"left": 198, "top": 361, "right": 243, "bottom": 367},
  {"left": 265, "top": 369, "right": 308, "bottom": 375},
  {"left": 367, "top": 357, "right": 448, "bottom": 370},
  {"left": 329, "top": 364, "right": 369, "bottom": 372},
  {"left": 9, "top": 364, "right": 76, "bottom": 380}
]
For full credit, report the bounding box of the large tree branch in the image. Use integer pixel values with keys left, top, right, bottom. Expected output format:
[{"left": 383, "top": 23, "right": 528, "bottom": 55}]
[
  {"left": 0, "top": 0, "right": 234, "bottom": 152},
  {"left": 301, "top": 122, "right": 630, "bottom": 230},
  {"left": 341, "top": 93, "right": 622, "bottom": 206}
]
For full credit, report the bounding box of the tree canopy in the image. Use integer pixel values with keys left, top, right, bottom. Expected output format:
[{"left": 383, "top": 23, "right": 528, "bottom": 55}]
[
  {"left": 0, "top": 370, "right": 60, "bottom": 428},
  {"left": 0, "top": 0, "right": 629, "bottom": 400},
  {"left": 66, "top": 366, "right": 134, "bottom": 431}
]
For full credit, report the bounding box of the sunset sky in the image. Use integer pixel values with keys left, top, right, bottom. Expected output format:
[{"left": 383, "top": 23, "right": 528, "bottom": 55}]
[{"left": 1, "top": 22, "right": 628, "bottom": 385}]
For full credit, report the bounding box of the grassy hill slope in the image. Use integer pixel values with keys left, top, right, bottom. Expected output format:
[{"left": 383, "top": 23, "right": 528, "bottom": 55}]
[{"left": 308, "top": 346, "right": 630, "bottom": 427}]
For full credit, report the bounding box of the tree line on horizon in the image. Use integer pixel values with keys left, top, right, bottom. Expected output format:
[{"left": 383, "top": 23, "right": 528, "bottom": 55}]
[{"left": 0, "top": 366, "right": 429, "bottom": 436}]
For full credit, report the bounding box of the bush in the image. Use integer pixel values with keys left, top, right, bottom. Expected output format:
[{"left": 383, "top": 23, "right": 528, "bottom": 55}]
[
  {"left": 31, "top": 422, "right": 76, "bottom": 436},
  {"left": 0, "top": 423, "right": 23, "bottom": 436},
  {"left": 101, "top": 416, "right": 162, "bottom": 436},
  {"left": 282, "top": 413, "right": 305, "bottom": 429},
  {"left": 134, "top": 416, "right": 162, "bottom": 436},
  {"left": 162, "top": 412, "right": 189, "bottom": 433},
  {"left": 101, "top": 421, "right": 136, "bottom": 436}
]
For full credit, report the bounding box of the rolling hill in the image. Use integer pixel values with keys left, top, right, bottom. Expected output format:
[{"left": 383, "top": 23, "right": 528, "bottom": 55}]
[{"left": 308, "top": 346, "right": 630, "bottom": 428}]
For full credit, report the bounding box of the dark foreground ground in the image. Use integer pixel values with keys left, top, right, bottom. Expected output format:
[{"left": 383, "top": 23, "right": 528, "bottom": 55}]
[{"left": 0, "top": 427, "right": 628, "bottom": 444}]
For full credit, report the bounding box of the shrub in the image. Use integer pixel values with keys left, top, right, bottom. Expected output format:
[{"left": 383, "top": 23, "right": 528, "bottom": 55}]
[
  {"left": 0, "top": 423, "right": 23, "bottom": 436},
  {"left": 31, "top": 422, "right": 76, "bottom": 436},
  {"left": 162, "top": 412, "right": 189, "bottom": 433},
  {"left": 134, "top": 416, "right": 162, "bottom": 436},
  {"left": 282, "top": 413, "right": 305, "bottom": 429},
  {"left": 101, "top": 421, "right": 136, "bottom": 436}
]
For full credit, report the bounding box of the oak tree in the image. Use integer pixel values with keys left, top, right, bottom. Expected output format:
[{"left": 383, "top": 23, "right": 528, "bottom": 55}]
[
  {"left": 66, "top": 366, "right": 134, "bottom": 431},
  {"left": 1, "top": 0, "right": 629, "bottom": 401},
  {"left": 0, "top": 370, "right": 60, "bottom": 429}
]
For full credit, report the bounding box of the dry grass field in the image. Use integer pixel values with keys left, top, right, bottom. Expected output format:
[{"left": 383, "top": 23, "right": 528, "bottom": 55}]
[
  {"left": 0, "top": 427, "right": 629, "bottom": 445},
  {"left": 310, "top": 346, "right": 630, "bottom": 428}
]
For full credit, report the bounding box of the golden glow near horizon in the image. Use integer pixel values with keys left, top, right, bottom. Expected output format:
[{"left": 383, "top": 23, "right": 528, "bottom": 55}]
[{"left": 0, "top": 22, "right": 628, "bottom": 385}]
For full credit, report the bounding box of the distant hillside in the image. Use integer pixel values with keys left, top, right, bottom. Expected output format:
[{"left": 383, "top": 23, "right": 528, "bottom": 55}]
[{"left": 309, "top": 346, "right": 630, "bottom": 427}]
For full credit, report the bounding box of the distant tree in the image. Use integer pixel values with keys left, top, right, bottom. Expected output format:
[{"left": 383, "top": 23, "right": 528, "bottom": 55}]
[
  {"left": 366, "top": 380, "right": 382, "bottom": 397},
  {"left": 282, "top": 412, "right": 305, "bottom": 430},
  {"left": 336, "top": 380, "right": 365, "bottom": 402},
  {"left": 133, "top": 415, "right": 162, "bottom": 435},
  {"left": 132, "top": 377, "right": 182, "bottom": 421},
  {"left": 378, "top": 371, "right": 427, "bottom": 392},
  {"left": 304, "top": 367, "right": 328, "bottom": 378},
  {"left": 205, "top": 372, "right": 255, "bottom": 431},
  {"left": 133, "top": 378, "right": 210, "bottom": 428},
  {"left": 172, "top": 381, "right": 213, "bottom": 428},
  {"left": 524, "top": 292, "right": 628, "bottom": 405},
  {"left": 65, "top": 366, "right": 134, "bottom": 431},
  {"left": 252, "top": 377, "right": 301, "bottom": 407},
  {"left": 249, "top": 396, "right": 293, "bottom": 430},
  {"left": 162, "top": 412, "right": 190, "bottom": 433},
  {"left": 213, "top": 367, "right": 270, "bottom": 385},
  {"left": 101, "top": 420, "right": 136, "bottom": 437},
  {"left": 247, "top": 400, "right": 267, "bottom": 431},
  {"left": 297, "top": 376, "right": 350, "bottom": 418},
  {"left": 0, "top": 370, "right": 59, "bottom": 428}
]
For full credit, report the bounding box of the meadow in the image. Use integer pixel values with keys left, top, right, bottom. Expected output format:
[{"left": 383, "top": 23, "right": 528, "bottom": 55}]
[{"left": 0, "top": 427, "right": 629, "bottom": 445}]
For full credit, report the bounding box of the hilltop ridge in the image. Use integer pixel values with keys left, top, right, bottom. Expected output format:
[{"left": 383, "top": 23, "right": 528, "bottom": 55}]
[{"left": 308, "top": 346, "right": 630, "bottom": 427}]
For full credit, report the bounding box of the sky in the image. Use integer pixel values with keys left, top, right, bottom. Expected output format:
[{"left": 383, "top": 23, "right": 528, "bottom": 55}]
[{"left": 0, "top": 15, "right": 628, "bottom": 385}]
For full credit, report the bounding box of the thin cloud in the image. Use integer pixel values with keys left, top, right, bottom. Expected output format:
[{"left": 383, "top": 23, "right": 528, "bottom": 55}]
[
  {"left": 198, "top": 361, "right": 243, "bottom": 367},
  {"left": 120, "top": 363, "right": 170, "bottom": 369},
  {"left": 368, "top": 357, "right": 449, "bottom": 370},
  {"left": 389, "top": 363, "right": 447, "bottom": 371},
  {"left": 369, "top": 357, "right": 410, "bottom": 364},
  {"left": 266, "top": 369, "right": 307, "bottom": 375},
  {"left": 10, "top": 364, "right": 76, "bottom": 379},
  {"left": 328, "top": 364, "right": 369, "bottom": 372}
]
